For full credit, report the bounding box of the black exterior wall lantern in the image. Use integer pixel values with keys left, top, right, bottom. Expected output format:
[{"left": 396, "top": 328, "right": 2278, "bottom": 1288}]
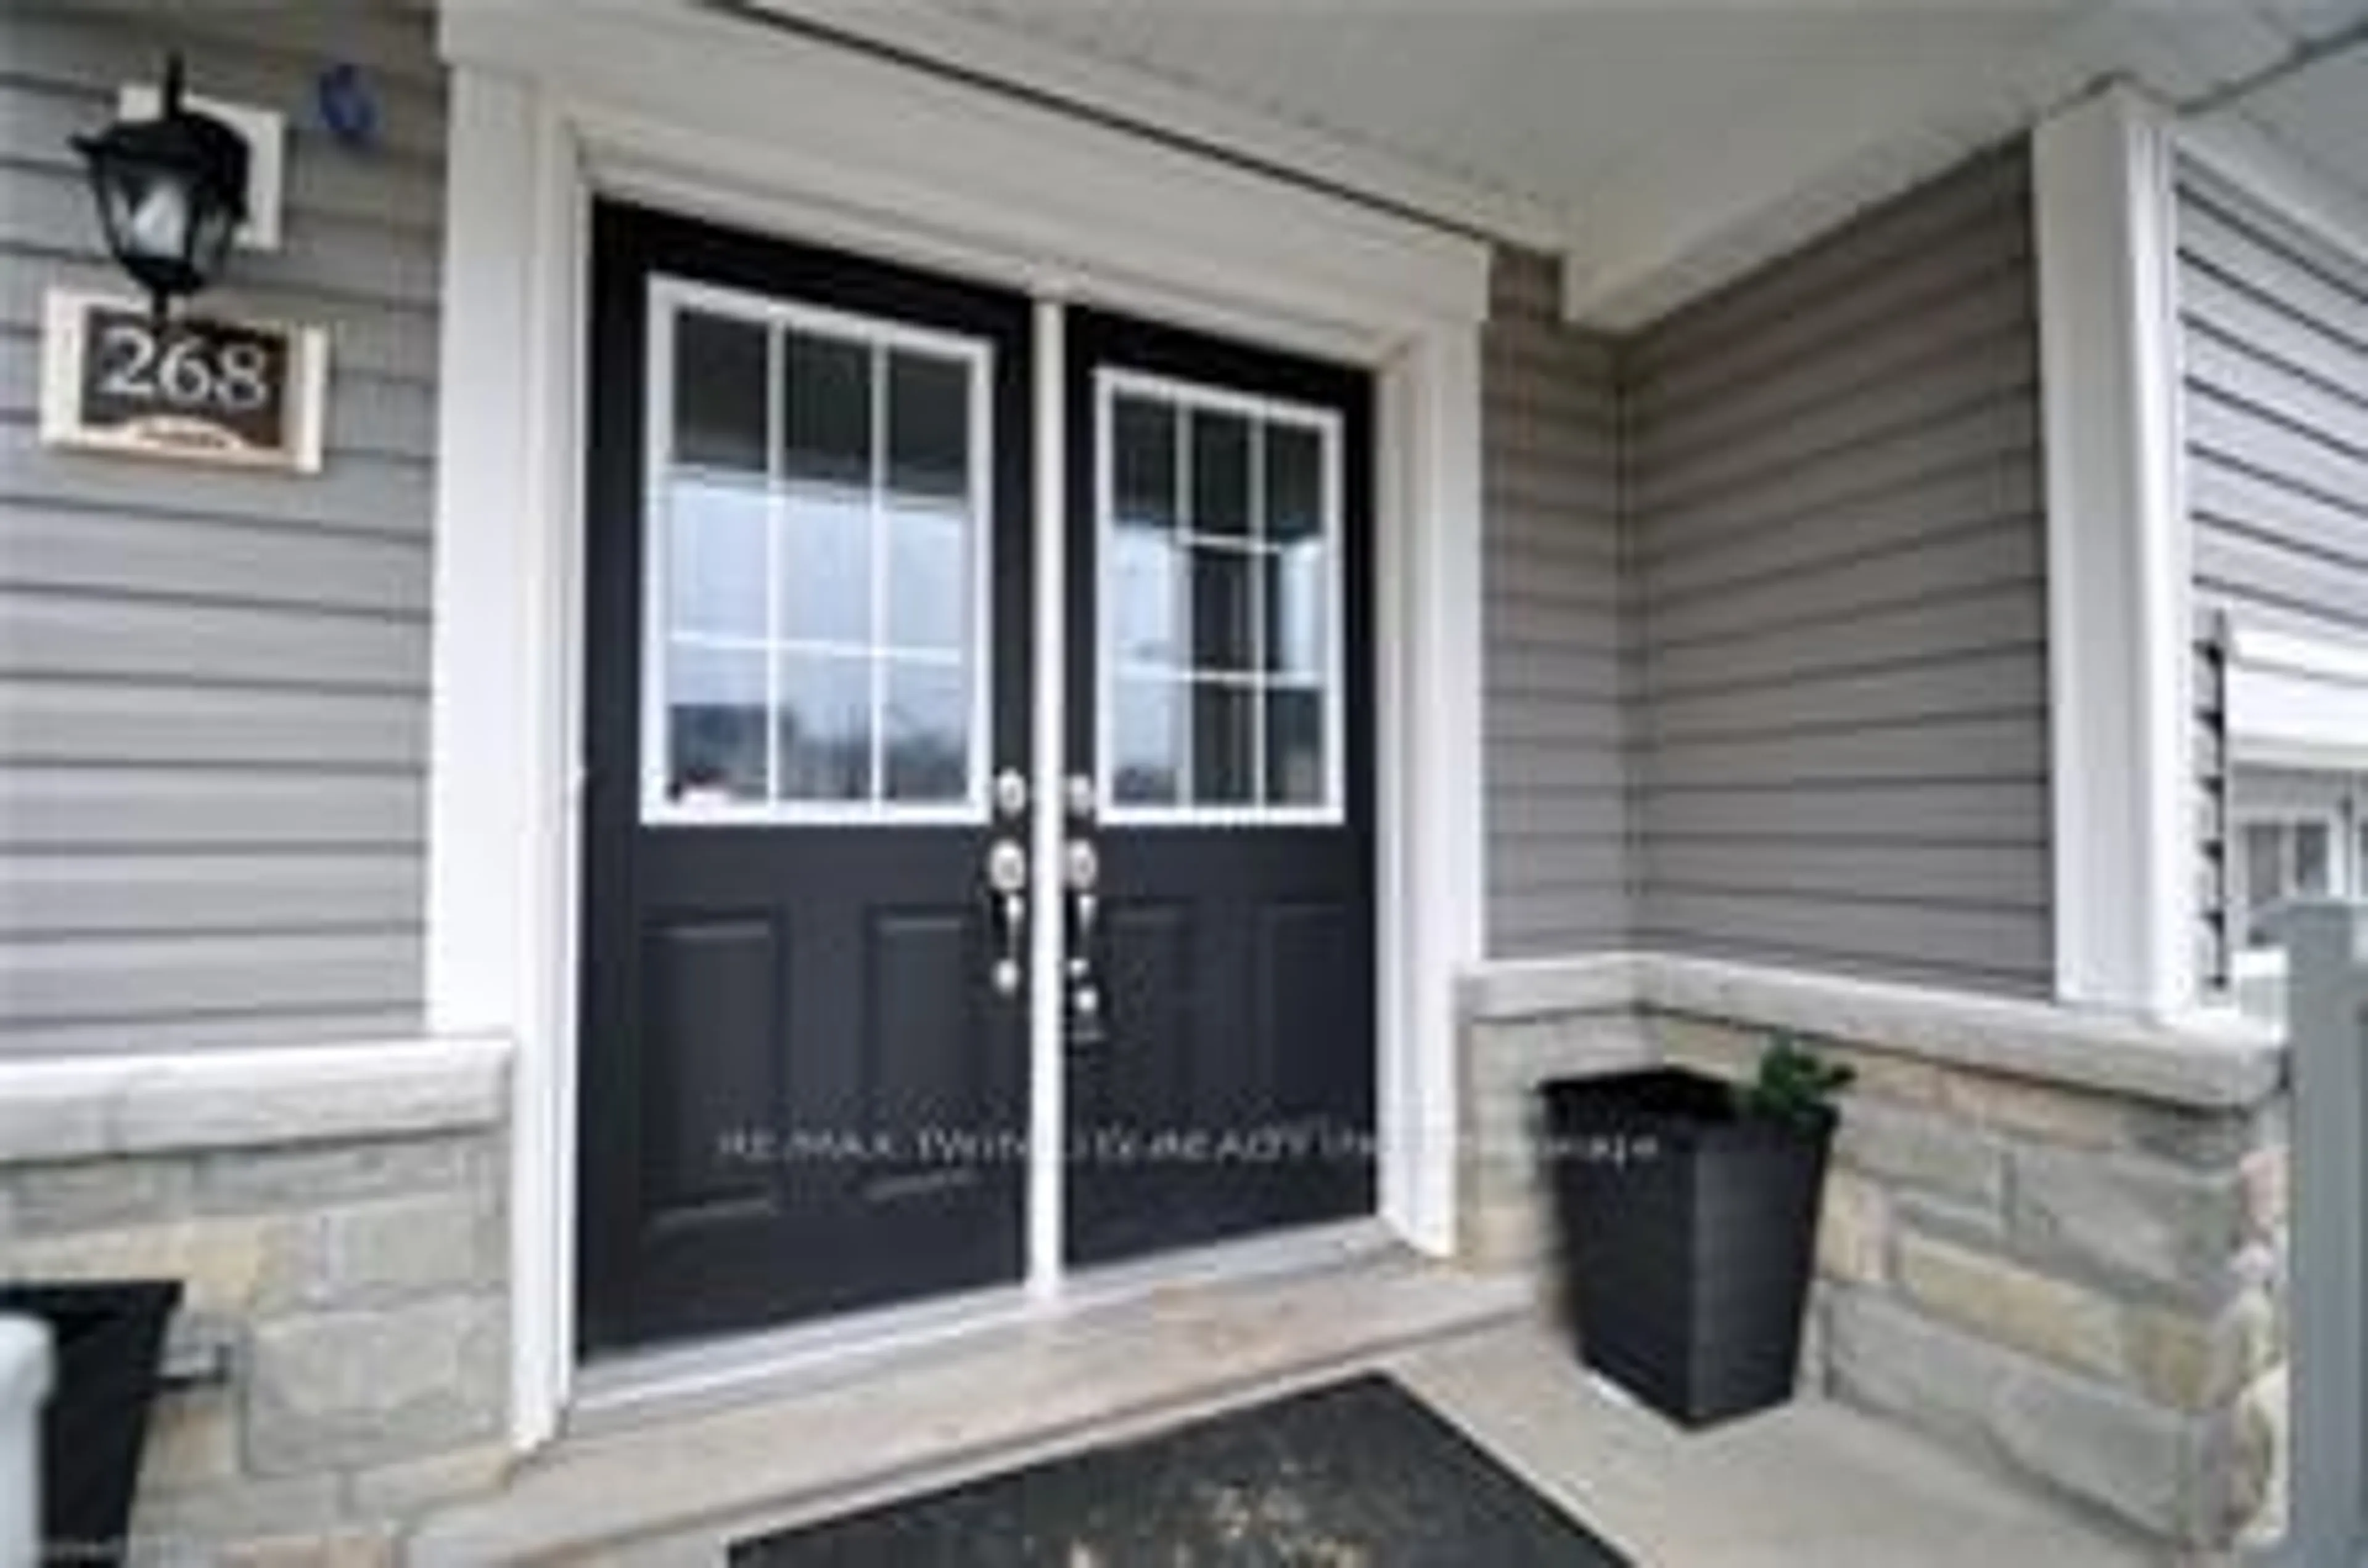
[{"left": 73, "top": 54, "right": 249, "bottom": 321}]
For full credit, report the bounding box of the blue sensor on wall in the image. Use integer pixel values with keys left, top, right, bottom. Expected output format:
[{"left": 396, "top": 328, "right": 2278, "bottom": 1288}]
[{"left": 316, "top": 62, "right": 376, "bottom": 149}]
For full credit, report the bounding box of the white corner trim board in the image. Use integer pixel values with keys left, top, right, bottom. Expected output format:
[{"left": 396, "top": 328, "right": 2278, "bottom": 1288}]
[
  {"left": 2033, "top": 83, "right": 2195, "bottom": 1020},
  {"left": 435, "top": 0, "right": 1489, "bottom": 1453},
  {"left": 0, "top": 1036, "right": 512, "bottom": 1167}
]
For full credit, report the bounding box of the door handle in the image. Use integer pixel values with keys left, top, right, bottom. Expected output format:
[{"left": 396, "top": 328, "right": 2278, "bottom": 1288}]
[
  {"left": 1064, "top": 838, "right": 1103, "bottom": 1036},
  {"left": 985, "top": 838, "right": 1027, "bottom": 998}
]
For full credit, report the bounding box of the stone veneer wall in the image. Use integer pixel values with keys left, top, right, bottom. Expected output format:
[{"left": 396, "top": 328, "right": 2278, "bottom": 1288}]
[
  {"left": 1459, "top": 963, "right": 2288, "bottom": 1556},
  {"left": 0, "top": 1043, "right": 511, "bottom": 1564},
  {"left": 1458, "top": 998, "right": 1651, "bottom": 1273}
]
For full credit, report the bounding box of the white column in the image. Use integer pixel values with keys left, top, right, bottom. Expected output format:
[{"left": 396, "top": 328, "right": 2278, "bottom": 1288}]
[
  {"left": 427, "top": 66, "right": 582, "bottom": 1450},
  {"left": 2033, "top": 84, "right": 2193, "bottom": 1019},
  {"left": 1378, "top": 321, "right": 1485, "bottom": 1255}
]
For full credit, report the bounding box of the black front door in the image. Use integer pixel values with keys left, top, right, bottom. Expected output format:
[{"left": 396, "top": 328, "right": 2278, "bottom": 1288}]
[
  {"left": 1063, "top": 309, "right": 1378, "bottom": 1266},
  {"left": 578, "top": 204, "right": 1034, "bottom": 1353}
]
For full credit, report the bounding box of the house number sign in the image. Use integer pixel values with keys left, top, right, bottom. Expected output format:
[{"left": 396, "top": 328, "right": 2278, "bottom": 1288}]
[{"left": 39, "top": 289, "right": 327, "bottom": 473}]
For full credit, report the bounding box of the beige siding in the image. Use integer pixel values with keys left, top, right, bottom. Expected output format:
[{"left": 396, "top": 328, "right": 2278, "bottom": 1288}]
[
  {"left": 1482, "top": 250, "right": 1630, "bottom": 956},
  {"left": 1619, "top": 147, "right": 2053, "bottom": 993},
  {"left": 0, "top": 4, "right": 442, "bottom": 1054}
]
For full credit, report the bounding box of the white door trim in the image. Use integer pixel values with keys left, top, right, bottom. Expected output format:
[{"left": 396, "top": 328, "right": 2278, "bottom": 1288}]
[
  {"left": 1026, "top": 296, "right": 1068, "bottom": 1298},
  {"left": 433, "top": 2, "right": 1489, "bottom": 1452}
]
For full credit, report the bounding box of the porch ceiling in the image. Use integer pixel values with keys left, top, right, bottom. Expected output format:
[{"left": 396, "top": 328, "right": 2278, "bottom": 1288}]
[{"left": 742, "top": 0, "right": 2368, "bottom": 326}]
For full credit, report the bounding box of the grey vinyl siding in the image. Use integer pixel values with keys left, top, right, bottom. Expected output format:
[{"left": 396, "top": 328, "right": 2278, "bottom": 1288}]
[
  {"left": 1482, "top": 249, "right": 1631, "bottom": 956},
  {"left": 2177, "top": 162, "right": 2368, "bottom": 989},
  {"left": 1620, "top": 146, "right": 2054, "bottom": 993},
  {"left": 0, "top": 4, "right": 442, "bottom": 1056},
  {"left": 2179, "top": 162, "right": 2368, "bottom": 643}
]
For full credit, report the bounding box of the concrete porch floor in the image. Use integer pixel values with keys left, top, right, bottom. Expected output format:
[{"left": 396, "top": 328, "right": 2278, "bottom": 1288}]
[
  {"left": 417, "top": 1248, "right": 2148, "bottom": 1566},
  {"left": 1393, "top": 1323, "right": 2150, "bottom": 1567}
]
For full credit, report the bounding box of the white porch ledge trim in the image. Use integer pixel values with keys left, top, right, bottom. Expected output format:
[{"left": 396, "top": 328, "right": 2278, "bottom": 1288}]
[
  {"left": 1460, "top": 953, "right": 2284, "bottom": 1111},
  {"left": 0, "top": 1035, "right": 512, "bottom": 1167}
]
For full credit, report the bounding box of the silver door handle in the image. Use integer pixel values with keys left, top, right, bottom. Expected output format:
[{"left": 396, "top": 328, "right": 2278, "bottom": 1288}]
[
  {"left": 1064, "top": 839, "right": 1101, "bottom": 1027},
  {"left": 986, "top": 839, "right": 1027, "bottom": 997}
]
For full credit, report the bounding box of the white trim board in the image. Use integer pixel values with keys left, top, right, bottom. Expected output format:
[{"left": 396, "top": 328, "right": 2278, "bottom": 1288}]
[
  {"left": 2227, "top": 623, "right": 2368, "bottom": 773},
  {"left": 434, "top": 0, "right": 1489, "bottom": 1453},
  {"left": 1025, "top": 297, "right": 1066, "bottom": 1300},
  {"left": 2033, "top": 83, "right": 2195, "bottom": 1020}
]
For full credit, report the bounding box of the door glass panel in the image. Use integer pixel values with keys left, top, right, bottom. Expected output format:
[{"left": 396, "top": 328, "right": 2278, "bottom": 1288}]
[
  {"left": 779, "top": 491, "right": 872, "bottom": 647},
  {"left": 1100, "top": 376, "right": 1340, "bottom": 819},
  {"left": 675, "top": 311, "right": 768, "bottom": 473},
  {"left": 886, "top": 500, "right": 967, "bottom": 653},
  {"left": 887, "top": 351, "right": 969, "bottom": 500},
  {"left": 667, "top": 645, "right": 767, "bottom": 804},
  {"left": 1113, "top": 397, "right": 1177, "bottom": 530},
  {"left": 1190, "top": 546, "right": 1254, "bottom": 672},
  {"left": 1190, "top": 683, "right": 1255, "bottom": 804},
  {"left": 646, "top": 284, "right": 990, "bottom": 821},
  {"left": 1189, "top": 409, "right": 1252, "bottom": 537},
  {"left": 1109, "top": 527, "right": 1184, "bottom": 669},
  {"left": 2297, "top": 821, "right": 2333, "bottom": 895},
  {"left": 667, "top": 477, "right": 768, "bottom": 639},
  {"left": 883, "top": 660, "right": 968, "bottom": 801},
  {"left": 2242, "top": 823, "right": 2284, "bottom": 946},
  {"left": 782, "top": 330, "right": 873, "bottom": 488},
  {"left": 775, "top": 652, "right": 870, "bottom": 801},
  {"left": 1266, "top": 688, "right": 1323, "bottom": 806},
  {"left": 1112, "top": 673, "right": 1183, "bottom": 805},
  {"left": 1264, "top": 424, "right": 1323, "bottom": 544},
  {"left": 1263, "top": 544, "right": 1326, "bottom": 681}
]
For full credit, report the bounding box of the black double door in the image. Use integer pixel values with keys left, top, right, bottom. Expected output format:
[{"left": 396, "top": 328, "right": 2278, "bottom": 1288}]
[{"left": 578, "top": 205, "right": 1375, "bottom": 1355}]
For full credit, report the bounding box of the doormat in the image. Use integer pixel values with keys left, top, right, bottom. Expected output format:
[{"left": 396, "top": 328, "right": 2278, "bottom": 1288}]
[{"left": 730, "top": 1373, "right": 1630, "bottom": 1566}]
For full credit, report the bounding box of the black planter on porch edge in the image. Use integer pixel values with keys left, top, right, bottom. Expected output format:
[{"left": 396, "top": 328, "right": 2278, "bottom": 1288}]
[
  {"left": 0, "top": 1279, "right": 182, "bottom": 1565},
  {"left": 1540, "top": 1069, "right": 1835, "bottom": 1429}
]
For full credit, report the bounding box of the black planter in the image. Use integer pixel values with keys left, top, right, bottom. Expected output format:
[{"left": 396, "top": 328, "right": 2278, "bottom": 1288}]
[
  {"left": 1540, "top": 1069, "right": 1834, "bottom": 1429},
  {"left": 0, "top": 1280, "right": 181, "bottom": 1564}
]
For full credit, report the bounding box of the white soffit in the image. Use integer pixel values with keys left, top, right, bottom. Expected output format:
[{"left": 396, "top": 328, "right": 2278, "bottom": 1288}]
[
  {"left": 2223, "top": 33, "right": 2368, "bottom": 215},
  {"left": 755, "top": 0, "right": 2368, "bottom": 329}
]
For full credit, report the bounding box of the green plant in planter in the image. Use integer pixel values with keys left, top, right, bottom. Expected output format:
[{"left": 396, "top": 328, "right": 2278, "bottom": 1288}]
[{"left": 1736, "top": 1036, "right": 1854, "bottom": 1129}]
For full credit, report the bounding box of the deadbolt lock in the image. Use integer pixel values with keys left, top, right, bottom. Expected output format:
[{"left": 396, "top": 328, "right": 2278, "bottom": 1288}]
[{"left": 992, "top": 767, "right": 1028, "bottom": 820}]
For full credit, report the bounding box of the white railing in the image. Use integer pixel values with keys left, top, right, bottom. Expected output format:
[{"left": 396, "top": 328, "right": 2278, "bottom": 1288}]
[{"left": 2274, "top": 904, "right": 2368, "bottom": 1567}]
